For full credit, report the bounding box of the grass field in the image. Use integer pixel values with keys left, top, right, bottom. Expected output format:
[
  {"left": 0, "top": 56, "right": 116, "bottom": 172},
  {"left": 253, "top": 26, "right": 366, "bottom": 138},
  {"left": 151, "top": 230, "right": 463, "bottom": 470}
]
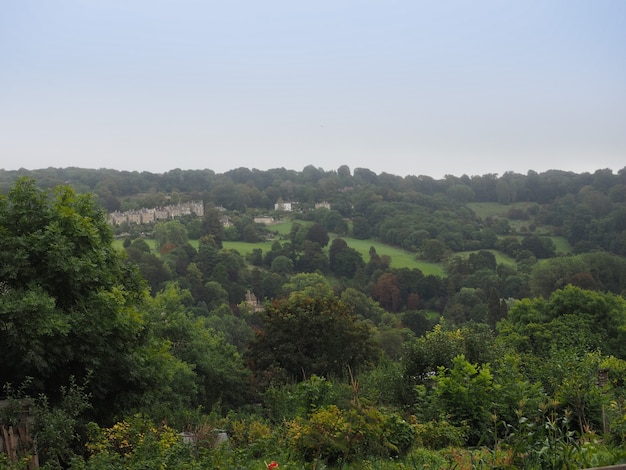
[
  {"left": 550, "top": 236, "right": 572, "bottom": 254},
  {"left": 114, "top": 234, "right": 445, "bottom": 276},
  {"left": 267, "top": 220, "right": 295, "bottom": 236},
  {"left": 337, "top": 236, "right": 445, "bottom": 275},
  {"left": 222, "top": 240, "right": 274, "bottom": 253}
]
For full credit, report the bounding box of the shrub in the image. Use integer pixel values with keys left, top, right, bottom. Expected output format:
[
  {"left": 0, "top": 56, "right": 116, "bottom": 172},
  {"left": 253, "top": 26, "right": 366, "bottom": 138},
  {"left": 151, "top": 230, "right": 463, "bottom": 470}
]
[
  {"left": 413, "top": 419, "right": 467, "bottom": 449},
  {"left": 286, "top": 404, "right": 415, "bottom": 463}
]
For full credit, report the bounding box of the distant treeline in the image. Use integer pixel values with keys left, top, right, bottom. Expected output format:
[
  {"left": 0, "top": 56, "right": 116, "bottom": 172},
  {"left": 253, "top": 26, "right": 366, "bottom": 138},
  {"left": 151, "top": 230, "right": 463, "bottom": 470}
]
[
  {"left": 2, "top": 165, "right": 625, "bottom": 257},
  {"left": 1, "top": 165, "right": 625, "bottom": 210}
]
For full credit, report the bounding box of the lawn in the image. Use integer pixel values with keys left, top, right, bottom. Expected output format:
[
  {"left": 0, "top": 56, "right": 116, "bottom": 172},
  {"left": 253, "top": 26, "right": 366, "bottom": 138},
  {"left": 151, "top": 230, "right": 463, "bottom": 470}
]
[
  {"left": 114, "top": 235, "right": 445, "bottom": 276},
  {"left": 549, "top": 236, "right": 572, "bottom": 254},
  {"left": 223, "top": 240, "right": 274, "bottom": 254},
  {"left": 338, "top": 236, "right": 445, "bottom": 276}
]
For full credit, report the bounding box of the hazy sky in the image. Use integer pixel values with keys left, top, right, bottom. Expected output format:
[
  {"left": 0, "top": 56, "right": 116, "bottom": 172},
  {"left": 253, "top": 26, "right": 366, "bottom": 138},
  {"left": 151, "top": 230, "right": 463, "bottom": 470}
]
[{"left": 1, "top": 1, "right": 625, "bottom": 178}]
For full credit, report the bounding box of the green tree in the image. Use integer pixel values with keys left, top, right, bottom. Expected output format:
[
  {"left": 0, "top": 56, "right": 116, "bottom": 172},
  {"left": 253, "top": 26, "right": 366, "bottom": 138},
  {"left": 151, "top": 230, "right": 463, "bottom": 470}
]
[
  {"left": 270, "top": 255, "right": 294, "bottom": 275},
  {"left": 423, "top": 239, "right": 446, "bottom": 262},
  {"left": 446, "top": 184, "right": 475, "bottom": 203},
  {"left": 154, "top": 220, "right": 188, "bottom": 252},
  {"left": 201, "top": 205, "right": 224, "bottom": 247},
  {"left": 433, "top": 355, "right": 494, "bottom": 445},
  {"left": 351, "top": 216, "right": 371, "bottom": 239},
  {"left": 146, "top": 283, "right": 251, "bottom": 410},
  {"left": 281, "top": 272, "right": 333, "bottom": 298},
  {"left": 499, "top": 285, "right": 626, "bottom": 359},
  {"left": 246, "top": 293, "right": 380, "bottom": 384},
  {"left": 0, "top": 178, "right": 180, "bottom": 419},
  {"left": 125, "top": 247, "right": 171, "bottom": 294},
  {"left": 403, "top": 322, "right": 496, "bottom": 388},
  {"left": 307, "top": 223, "right": 330, "bottom": 247},
  {"left": 341, "top": 287, "right": 385, "bottom": 324},
  {"left": 329, "top": 238, "right": 365, "bottom": 278}
]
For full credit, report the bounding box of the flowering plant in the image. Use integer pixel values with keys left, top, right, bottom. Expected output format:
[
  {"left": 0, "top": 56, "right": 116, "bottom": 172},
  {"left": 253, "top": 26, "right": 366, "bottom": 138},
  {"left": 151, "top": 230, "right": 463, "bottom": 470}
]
[{"left": 266, "top": 461, "right": 279, "bottom": 469}]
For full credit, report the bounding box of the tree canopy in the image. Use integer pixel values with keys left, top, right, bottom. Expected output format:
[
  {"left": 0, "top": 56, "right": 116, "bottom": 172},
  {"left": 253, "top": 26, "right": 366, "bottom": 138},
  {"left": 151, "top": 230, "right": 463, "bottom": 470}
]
[
  {"left": 246, "top": 293, "right": 381, "bottom": 385},
  {"left": 0, "top": 179, "right": 181, "bottom": 418}
]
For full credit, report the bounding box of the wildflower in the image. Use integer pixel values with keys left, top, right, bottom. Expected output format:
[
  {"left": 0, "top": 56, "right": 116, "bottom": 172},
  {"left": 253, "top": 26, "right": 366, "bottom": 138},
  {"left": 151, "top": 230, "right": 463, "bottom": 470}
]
[{"left": 266, "top": 461, "right": 279, "bottom": 469}]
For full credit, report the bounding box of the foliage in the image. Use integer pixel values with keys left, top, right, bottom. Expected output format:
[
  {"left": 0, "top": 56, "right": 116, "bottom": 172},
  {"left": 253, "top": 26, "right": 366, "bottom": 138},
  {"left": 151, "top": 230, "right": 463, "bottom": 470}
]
[
  {"left": 412, "top": 419, "right": 467, "bottom": 449},
  {"left": 403, "top": 322, "right": 496, "bottom": 388},
  {"left": 0, "top": 178, "right": 176, "bottom": 419},
  {"left": 80, "top": 415, "right": 194, "bottom": 469},
  {"left": 432, "top": 355, "right": 494, "bottom": 445},
  {"left": 500, "top": 285, "right": 626, "bottom": 359},
  {"left": 145, "top": 283, "right": 251, "bottom": 412},
  {"left": 0, "top": 377, "right": 92, "bottom": 469},
  {"left": 246, "top": 293, "right": 381, "bottom": 385},
  {"left": 4, "top": 168, "right": 626, "bottom": 468},
  {"left": 154, "top": 220, "right": 189, "bottom": 252},
  {"left": 286, "top": 404, "right": 415, "bottom": 463}
]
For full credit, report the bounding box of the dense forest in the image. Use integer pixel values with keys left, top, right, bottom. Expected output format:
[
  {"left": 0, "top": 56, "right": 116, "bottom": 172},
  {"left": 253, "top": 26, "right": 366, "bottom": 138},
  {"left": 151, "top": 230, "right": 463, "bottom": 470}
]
[{"left": 1, "top": 165, "right": 626, "bottom": 469}]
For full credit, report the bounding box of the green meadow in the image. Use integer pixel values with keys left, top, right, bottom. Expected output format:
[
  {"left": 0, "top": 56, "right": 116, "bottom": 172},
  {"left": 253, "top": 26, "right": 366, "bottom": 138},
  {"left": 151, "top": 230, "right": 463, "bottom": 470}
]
[
  {"left": 114, "top": 235, "right": 445, "bottom": 276},
  {"left": 337, "top": 236, "right": 445, "bottom": 275}
]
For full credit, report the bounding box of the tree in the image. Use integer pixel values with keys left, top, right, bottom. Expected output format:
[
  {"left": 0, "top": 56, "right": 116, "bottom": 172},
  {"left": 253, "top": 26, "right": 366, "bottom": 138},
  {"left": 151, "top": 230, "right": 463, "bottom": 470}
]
[
  {"left": 0, "top": 178, "right": 182, "bottom": 419},
  {"left": 201, "top": 205, "right": 224, "bottom": 247},
  {"left": 468, "top": 250, "right": 496, "bottom": 271},
  {"left": 423, "top": 239, "right": 446, "bottom": 262},
  {"left": 329, "top": 238, "right": 365, "bottom": 278},
  {"left": 351, "top": 216, "right": 371, "bottom": 239},
  {"left": 499, "top": 285, "right": 626, "bottom": 359},
  {"left": 337, "top": 164, "right": 351, "bottom": 179},
  {"left": 307, "top": 223, "right": 330, "bottom": 247},
  {"left": 373, "top": 273, "right": 401, "bottom": 312},
  {"left": 446, "top": 184, "right": 475, "bottom": 203},
  {"left": 341, "top": 287, "right": 385, "bottom": 324},
  {"left": 246, "top": 293, "right": 380, "bottom": 384},
  {"left": 125, "top": 247, "right": 171, "bottom": 294},
  {"left": 281, "top": 272, "right": 333, "bottom": 299},
  {"left": 403, "top": 322, "right": 496, "bottom": 386},
  {"left": 401, "top": 310, "right": 431, "bottom": 336},
  {"left": 520, "top": 235, "right": 555, "bottom": 259},
  {"left": 154, "top": 220, "right": 188, "bottom": 252},
  {"left": 295, "top": 240, "right": 329, "bottom": 273},
  {"left": 433, "top": 355, "right": 494, "bottom": 445},
  {"left": 146, "top": 283, "right": 251, "bottom": 410},
  {"left": 271, "top": 255, "right": 294, "bottom": 275}
]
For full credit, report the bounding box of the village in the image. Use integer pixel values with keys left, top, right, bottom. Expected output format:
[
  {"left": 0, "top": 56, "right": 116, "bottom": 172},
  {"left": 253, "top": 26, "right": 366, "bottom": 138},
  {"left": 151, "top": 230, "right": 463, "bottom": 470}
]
[{"left": 108, "top": 200, "right": 205, "bottom": 225}]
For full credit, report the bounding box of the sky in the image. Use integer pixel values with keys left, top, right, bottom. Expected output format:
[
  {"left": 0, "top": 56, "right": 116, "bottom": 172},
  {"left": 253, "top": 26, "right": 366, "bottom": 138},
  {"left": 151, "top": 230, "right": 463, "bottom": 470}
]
[{"left": 1, "top": 0, "right": 625, "bottom": 179}]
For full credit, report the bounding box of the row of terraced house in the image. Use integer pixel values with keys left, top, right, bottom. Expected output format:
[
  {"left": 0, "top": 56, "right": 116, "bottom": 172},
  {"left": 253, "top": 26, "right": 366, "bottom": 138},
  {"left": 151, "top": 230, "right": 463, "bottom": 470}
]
[{"left": 109, "top": 201, "right": 205, "bottom": 226}]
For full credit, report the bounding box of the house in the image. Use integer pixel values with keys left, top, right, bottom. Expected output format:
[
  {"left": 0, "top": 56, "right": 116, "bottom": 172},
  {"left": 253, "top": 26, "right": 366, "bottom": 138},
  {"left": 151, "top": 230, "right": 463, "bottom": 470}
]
[
  {"left": 108, "top": 200, "right": 205, "bottom": 226},
  {"left": 220, "top": 215, "right": 232, "bottom": 227},
  {"left": 315, "top": 201, "right": 331, "bottom": 210},
  {"left": 127, "top": 211, "right": 142, "bottom": 224},
  {"left": 109, "top": 211, "right": 128, "bottom": 225},
  {"left": 245, "top": 290, "right": 264, "bottom": 313},
  {"left": 154, "top": 208, "right": 169, "bottom": 221},
  {"left": 140, "top": 209, "right": 155, "bottom": 224},
  {"left": 274, "top": 201, "right": 293, "bottom": 212},
  {"left": 254, "top": 216, "right": 275, "bottom": 225},
  {"left": 189, "top": 201, "right": 204, "bottom": 217}
]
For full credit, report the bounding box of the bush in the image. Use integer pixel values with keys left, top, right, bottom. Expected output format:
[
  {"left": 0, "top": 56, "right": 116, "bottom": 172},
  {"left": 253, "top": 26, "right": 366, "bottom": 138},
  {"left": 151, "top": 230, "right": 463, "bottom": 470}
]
[
  {"left": 80, "top": 415, "right": 195, "bottom": 469},
  {"left": 286, "top": 404, "right": 415, "bottom": 463},
  {"left": 413, "top": 419, "right": 467, "bottom": 449}
]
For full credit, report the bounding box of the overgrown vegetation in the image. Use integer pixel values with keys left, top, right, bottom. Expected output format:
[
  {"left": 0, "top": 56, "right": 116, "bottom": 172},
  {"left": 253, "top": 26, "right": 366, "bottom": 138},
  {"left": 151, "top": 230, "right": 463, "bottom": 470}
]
[{"left": 2, "top": 165, "right": 626, "bottom": 468}]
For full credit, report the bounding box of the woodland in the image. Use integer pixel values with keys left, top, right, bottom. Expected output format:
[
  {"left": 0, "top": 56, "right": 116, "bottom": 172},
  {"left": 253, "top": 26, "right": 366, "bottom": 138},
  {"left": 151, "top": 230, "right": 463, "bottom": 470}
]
[{"left": 1, "top": 165, "right": 626, "bottom": 469}]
